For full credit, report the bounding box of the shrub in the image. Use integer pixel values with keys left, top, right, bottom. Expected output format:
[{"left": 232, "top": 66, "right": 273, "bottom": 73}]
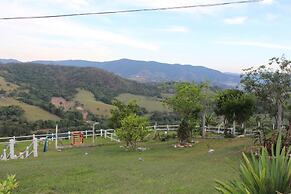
[
  {"left": 216, "top": 134, "right": 291, "bottom": 194},
  {"left": 116, "top": 114, "right": 149, "bottom": 149},
  {"left": 0, "top": 175, "right": 18, "bottom": 194}
]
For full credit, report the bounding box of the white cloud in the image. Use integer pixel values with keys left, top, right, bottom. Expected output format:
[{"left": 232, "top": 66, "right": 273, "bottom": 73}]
[
  {"left": 261, "top": 0, "right": 274, "bottom": 5},
  {"left": 223, "top": 17, "right": 247, "bottom": 25},
  {"left": 159, "top": 26, "right": 189, "bottom": 33},
  {"left": 217, "top": 40, "right": 291, "bottom": 50},
  {"left": 0, "top": 0, "right": 159, "bottom": 61}
]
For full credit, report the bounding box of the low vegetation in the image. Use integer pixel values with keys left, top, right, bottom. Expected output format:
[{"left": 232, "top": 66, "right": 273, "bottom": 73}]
[
  {"left": 116, "top": 93, "right": 169, "bottom": 112},
  {"left": 0, "top": 175, "right": 18, "bottom": 194},
  {"left": 0, "top": 76, "right": 18, "bottom": 93},
  {"left": 216, "top": 134, "right": 291, "bottom": 194},
  {"left": 0, "top": 98, "right": 60, "bottom": 121},
  {"left": 73, "top": 89, "right": 113, "bottom": 117}
]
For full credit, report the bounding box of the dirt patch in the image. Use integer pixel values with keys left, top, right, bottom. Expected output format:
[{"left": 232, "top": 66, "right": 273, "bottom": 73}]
[{"left": 51, "top": 97, "right": 74, "bottom": 111}]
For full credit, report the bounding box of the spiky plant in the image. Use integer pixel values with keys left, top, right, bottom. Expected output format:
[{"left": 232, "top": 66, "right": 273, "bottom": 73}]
[
  {"left": 216, "top": 134, "right": 291, "bottom": 194},
  {"left": 0, "top": 175, "right": 18, "bottom": 194}
]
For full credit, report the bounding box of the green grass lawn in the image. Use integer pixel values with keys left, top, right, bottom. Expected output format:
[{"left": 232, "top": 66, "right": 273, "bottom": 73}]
[
  {"left": 0, "top": 138, "right": 251, "bottom": 194},
  {"left": 116, "top": 93, "right": 170, "bottom": 112}
]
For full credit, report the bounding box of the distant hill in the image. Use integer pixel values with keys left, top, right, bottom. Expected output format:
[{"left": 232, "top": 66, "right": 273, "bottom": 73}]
[
  {"left": 0, "top": 63, "right": 160, "bottom": 105},
  {"left": 31, "top": 59, "right": 241, "bottom": 88},
  {"left": 0, "top": 59, "right": 21, "bottom": 64}
]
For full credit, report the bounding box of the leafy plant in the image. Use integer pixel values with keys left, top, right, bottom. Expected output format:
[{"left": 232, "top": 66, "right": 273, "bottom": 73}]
[
  {"left": 0, "top": 175, "right": 18, "bottom": 194},
  {"left": 109, "top": 100, "right": 144, "bottom": 129},
  {"left": 116, "top": 114, "right": 149, "bottom": 149},
  {"left": 216, "top": 134, "right": 291, "bottom": 194},
  {"left": 166, "top": 83, "right": 203, "bottom": 142}
]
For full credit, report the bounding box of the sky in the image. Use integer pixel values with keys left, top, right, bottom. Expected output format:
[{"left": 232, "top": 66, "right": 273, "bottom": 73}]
[{"left": 0, "top": 0, "right": 291, "bottom": 73}]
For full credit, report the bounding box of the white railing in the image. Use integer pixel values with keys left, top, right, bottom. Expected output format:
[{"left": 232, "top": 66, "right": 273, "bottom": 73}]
[
  {"left": 0, "top": 129, "right": 120, "bottom": 145},
  {"left": 0, "top": 125, "right": 179, "bottom": 144},
  {"left": 148, "top": 124, "right": 179, "bottom": 132},
  {"left": 0, "top": 135, "right": 38, "bottom": 161},
  {"left": 100, "top": 129, "right": 120, "bottom": 142}
]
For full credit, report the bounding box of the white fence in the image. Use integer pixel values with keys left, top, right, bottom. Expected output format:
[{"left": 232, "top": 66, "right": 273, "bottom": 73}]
[
  {"left": 148, "top": 124, "right": 179, "bottom": 132},
  {"left": 0, "top": 125, "right": 180, "bottom": 145},
  {"left": 0, "top": 135, "right": 38, "bottom": 161}
]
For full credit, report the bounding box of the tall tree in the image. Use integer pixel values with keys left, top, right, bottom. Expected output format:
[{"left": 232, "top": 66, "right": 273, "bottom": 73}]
[
  {"left": 166, "top": 83, "right": 203, "bottom": 143},
  {"left": 215, "top": 89, "right": 256, "bottom": 134},
  {"left": 109, "top": 100, "right": 143, "bottom": 129},
  {"left": 241, "top": 57, "right": 291, "bottom": 130}
]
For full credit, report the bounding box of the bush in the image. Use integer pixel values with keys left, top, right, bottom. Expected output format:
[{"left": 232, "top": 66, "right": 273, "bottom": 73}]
[
  {"left": 216, "top": 134, "right": 291, "bottom": 194},
  {"left": 0, "top": 175, "right": 18, "bottom": 194},
  {"left": 116, "top": 114, "right": 149, "bottom": 149}
]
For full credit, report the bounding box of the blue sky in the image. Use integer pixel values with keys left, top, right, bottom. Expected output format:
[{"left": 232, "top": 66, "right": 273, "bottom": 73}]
[{"left": 0, "top": 0, "right": 290, "bottom": 72}]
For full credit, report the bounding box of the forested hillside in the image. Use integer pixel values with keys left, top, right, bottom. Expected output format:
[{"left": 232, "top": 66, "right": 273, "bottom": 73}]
[{"left": 0, "top": 63, "right": 160, "bottom": 104}]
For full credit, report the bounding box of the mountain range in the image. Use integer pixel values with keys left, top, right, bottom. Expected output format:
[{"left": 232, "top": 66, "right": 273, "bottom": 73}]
[{"left": 0, "top": 58, "right": 241, "bottom": 88}]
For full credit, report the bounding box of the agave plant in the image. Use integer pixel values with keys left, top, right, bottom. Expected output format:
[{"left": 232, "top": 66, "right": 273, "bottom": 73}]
[{"left": 216, "top": 134, "right": 291, "bottom": 194}]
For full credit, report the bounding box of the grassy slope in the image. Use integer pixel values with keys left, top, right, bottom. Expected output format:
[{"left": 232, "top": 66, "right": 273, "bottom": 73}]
[
  {"left": 0, "top": 76, "right": 19, "bottom": 92},
  {"left": 0, "top": 98, "right": 60, "bottom": 121},
  {"left": 116, "top": 93, "right": 169, "bottom": 112},
  {"left": 73, "top": 89, "right": 113, "bottom": 117},
  {"left": 0, "top": 138, "right": 251, "bottom": 194}
]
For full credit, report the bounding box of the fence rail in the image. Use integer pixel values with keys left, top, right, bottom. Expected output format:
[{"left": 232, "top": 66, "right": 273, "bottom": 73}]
[
  {"left": 0, "top": 124, "right": 255, "bottom": 145},
  {"left": 0, "top": 125, "right": 180, "bottom": 144}
]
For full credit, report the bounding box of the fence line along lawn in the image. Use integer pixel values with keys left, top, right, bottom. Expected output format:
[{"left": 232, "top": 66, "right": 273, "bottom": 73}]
[{"left": 0, "top": 138, "right": 251, "bottom": 194}]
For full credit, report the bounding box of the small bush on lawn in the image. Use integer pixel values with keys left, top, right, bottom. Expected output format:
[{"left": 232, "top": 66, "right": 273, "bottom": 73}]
[
  {"left": 216, "top": 133, "right": 291, "bottom": 194},
  {"left": 0, "top": 175, "right": 18, "bottom": 194}
]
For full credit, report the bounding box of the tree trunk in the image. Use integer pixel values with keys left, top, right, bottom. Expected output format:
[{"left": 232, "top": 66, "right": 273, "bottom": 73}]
[
  {"left": 233, "top": 120, "right": 236, "bottom": 135},
  {"left": 277, "top": 101, "right": 283, "bottom": 130},
  {"left": 202, "top": 111, "right": 206, "bottom": 138}
]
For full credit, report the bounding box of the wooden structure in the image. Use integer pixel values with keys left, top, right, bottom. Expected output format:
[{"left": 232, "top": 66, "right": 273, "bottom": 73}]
[{"left": 71, "top": 132, "right": 84, "bottom": 146}]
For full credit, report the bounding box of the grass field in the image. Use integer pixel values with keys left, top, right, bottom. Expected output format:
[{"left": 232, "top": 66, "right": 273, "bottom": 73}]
[
  {"left": 73, "top": 89, "right": 113, "bottom": 117},
  {"left": 0, "top": 138, "right": 251, "bottom": 194},
  {"left": 0, "top": 98, "right": 60, "bottom": 121},
  {"left": 0, "top": 76, "right": 19, "bottom": 92},
  {"left": 116, "top": 93, "right": 170, "bottom": 112}
]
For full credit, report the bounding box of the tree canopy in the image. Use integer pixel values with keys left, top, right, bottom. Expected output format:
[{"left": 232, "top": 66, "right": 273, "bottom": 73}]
[
  {"left": 166, "top": 83, "right": 203, "bottom": 142},
  {"left": 215, "top": 89, "right": 256, "bottom": 124},
  {"left": 241, "top": 57, "right": 291, "bottom": 129}
]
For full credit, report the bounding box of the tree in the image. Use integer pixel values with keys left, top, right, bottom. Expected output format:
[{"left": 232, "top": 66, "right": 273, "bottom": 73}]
[
  {"left": 215, "top": 89, "right": 256, "bottom": 134},
  {"left": 166, "top": 83, "right": 203, "bottom": 143},
  {"left": 109, "top": 100, "right": 144, "bottom": 129},
  {"left": 241, "top": 57, "right": 291, "bottom": 130},
  {"left": 116, "top": 114, "right": 149, "bottom": 149}
]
